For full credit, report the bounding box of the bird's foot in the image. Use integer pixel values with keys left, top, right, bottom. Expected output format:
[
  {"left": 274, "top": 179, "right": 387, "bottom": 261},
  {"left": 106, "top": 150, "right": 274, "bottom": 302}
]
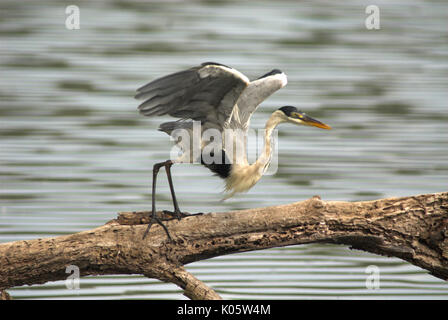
[
  {"left": 142, "top": 211, "right": 203, "bottom": 241},
  {"left": 142, "top": 214, "right": 173, "bottom": 241},
  {"left": 163, "top": 210, "right": 204, "bottom": 221}
]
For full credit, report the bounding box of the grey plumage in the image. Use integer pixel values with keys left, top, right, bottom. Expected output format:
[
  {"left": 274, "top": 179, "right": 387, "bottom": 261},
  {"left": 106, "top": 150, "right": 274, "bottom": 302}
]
[
  {"left": 158, "top": 120, "right": 193, "bottom": 135},
  {"left": 136, "top": 62, "right": 289, "bottom": 196},
  {"left": 136, "top": 61, "right": 287, "bottom": 139},
  {"left": 136, "top": 62, "right": 250, "bottom": 129}
]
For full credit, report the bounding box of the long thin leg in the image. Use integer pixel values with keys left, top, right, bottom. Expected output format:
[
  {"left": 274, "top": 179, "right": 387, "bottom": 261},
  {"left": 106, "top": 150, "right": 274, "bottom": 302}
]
[
  {"left": 164, "top": 160, "right": 181, "bottom": 219},
  {"left": 142, "top": 161, "right": 172, "bottom": 240},
  {"left": 164, "top": 160, "right": 203, "bottom": 220}
]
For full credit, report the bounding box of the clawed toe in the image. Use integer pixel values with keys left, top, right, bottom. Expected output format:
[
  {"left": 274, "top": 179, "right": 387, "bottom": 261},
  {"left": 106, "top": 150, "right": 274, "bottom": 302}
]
[
  {"left": 142, "top": 215, "right": 173, "bottom": 241},
  {"left": 163, "top": 210, "right": 204, "bottom": 220}
]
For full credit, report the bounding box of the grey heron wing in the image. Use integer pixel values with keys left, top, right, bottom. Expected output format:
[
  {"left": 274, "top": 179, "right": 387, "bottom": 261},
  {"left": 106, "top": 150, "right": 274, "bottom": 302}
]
[
  {"left": 236, "top": 70, "right": 288, "bottom": 129},
  {"left": 136, "top": 62, "right": 250, "bottom": 128}
]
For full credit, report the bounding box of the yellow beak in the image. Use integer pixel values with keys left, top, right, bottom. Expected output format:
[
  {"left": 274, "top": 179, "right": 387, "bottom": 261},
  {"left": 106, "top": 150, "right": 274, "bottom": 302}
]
[
  {"left": 308, "top": 120, "right": 332, "bottom": 130},
  {"left": 301, "top": 114, "right": 332, "bottom": 130}
]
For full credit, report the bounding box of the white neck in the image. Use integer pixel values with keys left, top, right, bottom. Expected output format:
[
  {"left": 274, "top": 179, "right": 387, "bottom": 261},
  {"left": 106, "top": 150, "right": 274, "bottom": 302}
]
[
  {"left": 223, "top": 110, "right": 288, "bottom": 199},
  {"left": 253, "top": 110, "right": 287, "bottom": 174}
]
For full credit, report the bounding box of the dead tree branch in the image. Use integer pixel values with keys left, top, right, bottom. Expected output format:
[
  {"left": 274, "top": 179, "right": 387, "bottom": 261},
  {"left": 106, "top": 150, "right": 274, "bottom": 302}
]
[{"left": 0, "top": 191, "right": 447, "bottom": 299}]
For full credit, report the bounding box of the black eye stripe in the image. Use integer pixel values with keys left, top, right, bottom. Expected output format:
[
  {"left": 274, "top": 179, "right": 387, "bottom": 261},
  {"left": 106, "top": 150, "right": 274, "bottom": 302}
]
[
  {"left": 279, "top": 106, "right": 298, "bottom": 116},
  {"left": 257, "top": 69, "right": 283, "bottom": 80}
]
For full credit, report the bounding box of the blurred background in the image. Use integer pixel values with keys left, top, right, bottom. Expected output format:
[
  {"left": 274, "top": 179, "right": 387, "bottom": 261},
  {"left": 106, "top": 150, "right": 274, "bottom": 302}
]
[{"left": 0, "top": 0, "right": 447, "bottom": 299}]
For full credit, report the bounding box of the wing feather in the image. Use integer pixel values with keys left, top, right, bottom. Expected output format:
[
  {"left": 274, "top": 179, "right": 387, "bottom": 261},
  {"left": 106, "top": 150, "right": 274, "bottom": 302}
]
[
  {"left": 236, "top": 70, "right": 287, "bottom": 129},
  {"left": 136, "top": 62, "right": 249, "bottom": 129}
]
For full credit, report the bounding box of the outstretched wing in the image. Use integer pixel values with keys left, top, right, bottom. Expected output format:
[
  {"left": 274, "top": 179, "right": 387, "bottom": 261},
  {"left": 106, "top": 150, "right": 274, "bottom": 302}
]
[
  {"left": 236, "top": 69, "right": 288, "bottom": 129},
  {"left": 136, "top": 62, "right": 250, "bottom": 129}
]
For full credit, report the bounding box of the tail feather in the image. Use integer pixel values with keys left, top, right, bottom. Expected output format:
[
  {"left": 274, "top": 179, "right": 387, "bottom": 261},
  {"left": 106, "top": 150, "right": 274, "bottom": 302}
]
[{"left": 158, "top": 120, "right": 193, "bottom": 135}]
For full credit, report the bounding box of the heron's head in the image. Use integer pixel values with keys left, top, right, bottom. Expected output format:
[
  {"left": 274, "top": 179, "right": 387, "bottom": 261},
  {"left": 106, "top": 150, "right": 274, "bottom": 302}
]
[{"left": 277, "top": 106, "right": 331, "bottom": 130}]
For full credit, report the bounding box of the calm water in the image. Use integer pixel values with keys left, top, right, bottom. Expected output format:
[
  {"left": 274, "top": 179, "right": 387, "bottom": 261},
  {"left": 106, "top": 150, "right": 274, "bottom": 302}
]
[{"left": 1, "top": 0, "right": 447, "bottom": 299}]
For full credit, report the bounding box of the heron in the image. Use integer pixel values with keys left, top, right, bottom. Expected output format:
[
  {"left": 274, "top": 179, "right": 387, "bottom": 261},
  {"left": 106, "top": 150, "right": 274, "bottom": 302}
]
[{"left": 135, "top": 62, "right": 331, "bottom": 240}]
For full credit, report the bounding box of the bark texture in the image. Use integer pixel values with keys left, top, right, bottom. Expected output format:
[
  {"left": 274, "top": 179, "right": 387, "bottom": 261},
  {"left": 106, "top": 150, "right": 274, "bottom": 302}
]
[{"left": 0, "top": 191, "right": 447, "bottom": 299}]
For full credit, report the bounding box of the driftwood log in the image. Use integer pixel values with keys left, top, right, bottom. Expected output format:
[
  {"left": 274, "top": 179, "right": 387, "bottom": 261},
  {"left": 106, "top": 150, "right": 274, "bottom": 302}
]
[{"left": 0, "top": 191, "right": 447, "bottom": 300}]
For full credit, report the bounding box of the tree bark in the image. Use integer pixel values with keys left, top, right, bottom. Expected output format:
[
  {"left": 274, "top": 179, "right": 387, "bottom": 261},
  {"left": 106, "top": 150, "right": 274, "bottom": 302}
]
[{"left": 0, "top": 191, "right": 447, "bottom": 299}]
